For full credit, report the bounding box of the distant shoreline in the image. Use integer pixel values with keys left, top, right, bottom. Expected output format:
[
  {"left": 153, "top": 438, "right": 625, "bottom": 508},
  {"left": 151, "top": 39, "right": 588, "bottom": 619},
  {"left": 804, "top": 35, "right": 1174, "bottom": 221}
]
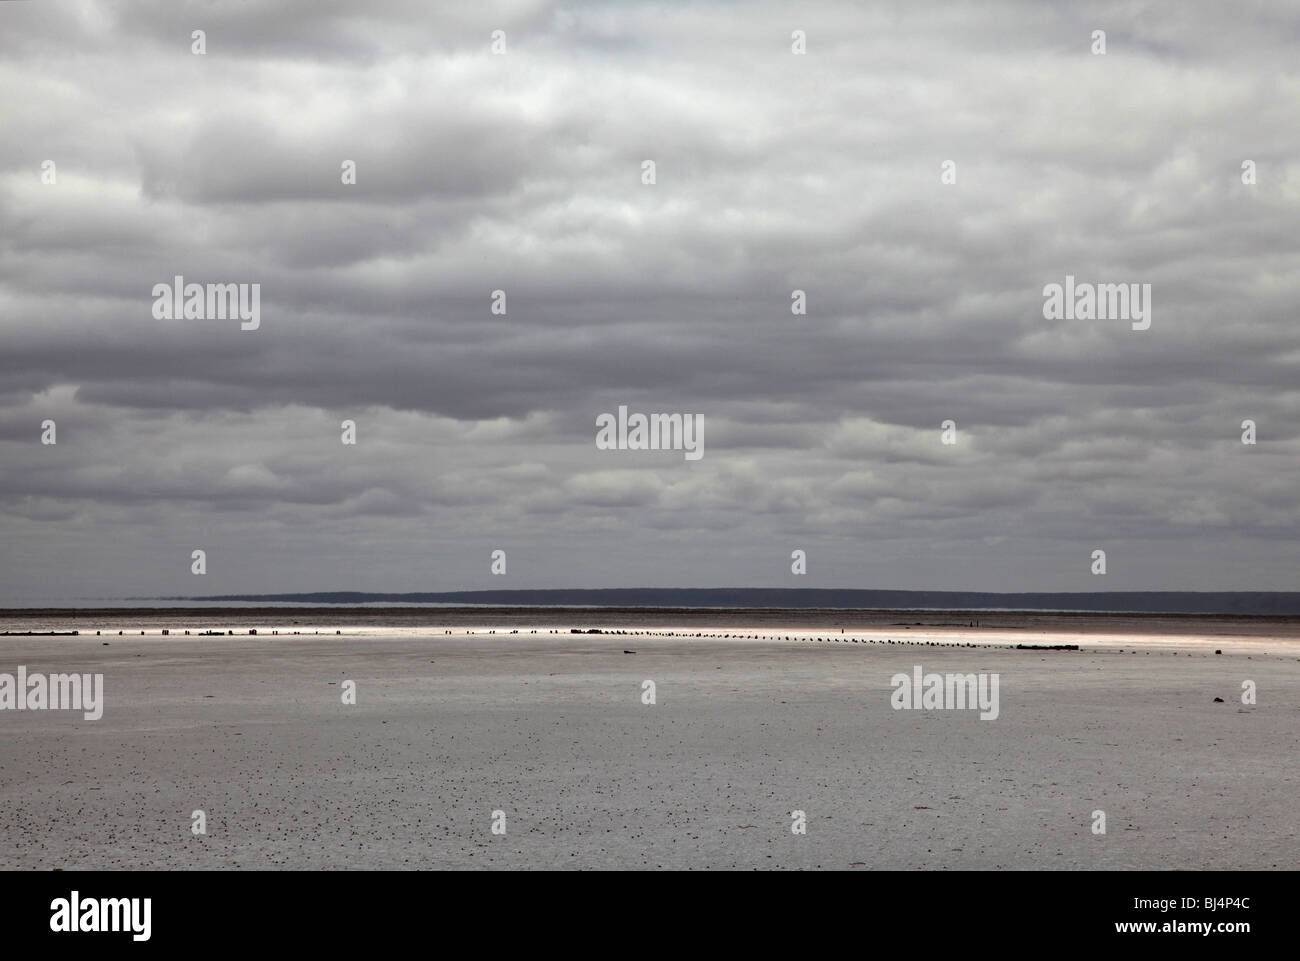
[
  {"left": 13, "top": 586, "right": 1300, "bottom": 616},
  {"left": 3, "top": 605, "right": 1300, "bottom": 639},
  {"left": 168, "top": 588, "right": 1300, "bottom": 616}
]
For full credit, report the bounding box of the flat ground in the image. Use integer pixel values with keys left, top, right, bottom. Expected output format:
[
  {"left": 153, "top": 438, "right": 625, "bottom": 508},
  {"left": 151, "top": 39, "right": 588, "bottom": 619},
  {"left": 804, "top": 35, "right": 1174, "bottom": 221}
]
[{"left": 0, "top": 616, "right": 1296, "bottom": 869}]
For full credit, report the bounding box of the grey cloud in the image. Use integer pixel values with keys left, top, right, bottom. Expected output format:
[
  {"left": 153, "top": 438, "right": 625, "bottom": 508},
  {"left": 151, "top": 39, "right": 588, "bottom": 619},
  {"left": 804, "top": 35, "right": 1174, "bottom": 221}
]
[{"left": 1, "top": 0, "right": 1298, "bottom": 601}]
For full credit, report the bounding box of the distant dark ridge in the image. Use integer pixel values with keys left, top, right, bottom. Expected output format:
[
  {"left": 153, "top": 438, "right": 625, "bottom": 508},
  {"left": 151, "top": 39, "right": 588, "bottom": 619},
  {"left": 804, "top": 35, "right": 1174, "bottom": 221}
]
[{"left": 158, "top": 589, "right": 1300, "bottom": 615}]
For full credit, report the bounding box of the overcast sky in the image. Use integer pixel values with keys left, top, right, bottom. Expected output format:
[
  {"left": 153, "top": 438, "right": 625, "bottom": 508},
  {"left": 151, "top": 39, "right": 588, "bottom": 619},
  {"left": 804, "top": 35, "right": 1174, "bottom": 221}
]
[{"left": 1, "top": 1, "right": 1298, "bottom": 604}]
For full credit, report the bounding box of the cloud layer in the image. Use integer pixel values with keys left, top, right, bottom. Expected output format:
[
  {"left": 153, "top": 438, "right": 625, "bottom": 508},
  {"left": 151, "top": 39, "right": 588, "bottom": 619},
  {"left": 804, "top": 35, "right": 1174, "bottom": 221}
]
[{"left": 2, "top": 1, "right": 1298, "bottom": 602}]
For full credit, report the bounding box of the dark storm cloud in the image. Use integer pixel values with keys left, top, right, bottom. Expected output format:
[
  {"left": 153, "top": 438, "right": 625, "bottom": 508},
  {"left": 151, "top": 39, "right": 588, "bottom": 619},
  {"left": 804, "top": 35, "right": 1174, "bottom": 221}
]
[{"left": 1, "top": 0, "right": 1298, "bottom": 601}]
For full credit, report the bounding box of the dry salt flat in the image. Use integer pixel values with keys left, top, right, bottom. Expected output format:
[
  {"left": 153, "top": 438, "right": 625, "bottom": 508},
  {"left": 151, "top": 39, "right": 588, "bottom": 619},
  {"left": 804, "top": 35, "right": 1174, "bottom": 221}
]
[{"left": 0, "top": 626, "right": 1296, "bottom": 870}]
